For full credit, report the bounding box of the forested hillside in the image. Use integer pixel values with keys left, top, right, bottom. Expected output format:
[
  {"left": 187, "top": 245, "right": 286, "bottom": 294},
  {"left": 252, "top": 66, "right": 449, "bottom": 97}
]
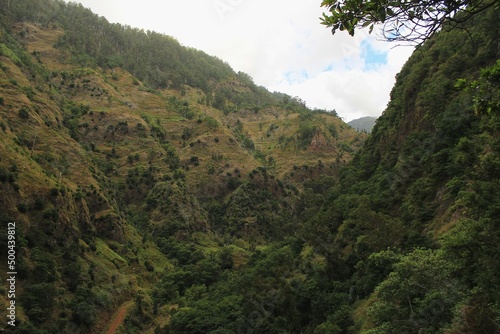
[
  {"left": 309, "top": 7, "right": 500, "bottom": 333},
  {"left": 0, "top": 0, "right": 499, "bottom": 333},
  {"left": 0, "top": 0, "right": 362, "bottom": 333}
]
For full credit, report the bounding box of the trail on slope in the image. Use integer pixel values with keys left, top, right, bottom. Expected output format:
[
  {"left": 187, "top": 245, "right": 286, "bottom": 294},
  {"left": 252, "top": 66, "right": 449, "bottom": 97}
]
[{"left": 105, "top": 301, "right": 134, "bottom": 334}]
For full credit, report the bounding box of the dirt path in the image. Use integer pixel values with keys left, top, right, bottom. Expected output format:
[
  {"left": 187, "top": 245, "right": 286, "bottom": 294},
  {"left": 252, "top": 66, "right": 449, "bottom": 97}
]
[{"left": 105, "top": 301, "right": 134, "bottom": 334}]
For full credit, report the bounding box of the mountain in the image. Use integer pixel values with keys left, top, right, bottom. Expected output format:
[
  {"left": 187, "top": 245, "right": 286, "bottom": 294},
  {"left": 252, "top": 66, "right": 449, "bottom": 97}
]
[
  {"left": 312, "top": 8, "right": 500, "bottom": 333},
  {"left": 0, "top": 1, "right": 499, "bottom": 333},
  {"left": 0, "top": 1, "right": 364, "bottom": 333},
  {"left": 347, "top": 116, "right": 377, "bottom": 133}
]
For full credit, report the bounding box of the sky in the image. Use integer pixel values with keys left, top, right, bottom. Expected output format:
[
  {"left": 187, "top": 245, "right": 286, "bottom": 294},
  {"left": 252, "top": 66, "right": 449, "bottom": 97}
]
[{"left": 72, "top": 0, "right": 414, "bottom": 122}]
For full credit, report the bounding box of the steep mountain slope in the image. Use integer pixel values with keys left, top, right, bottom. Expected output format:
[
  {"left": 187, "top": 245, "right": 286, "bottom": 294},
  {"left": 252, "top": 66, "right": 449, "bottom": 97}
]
[
  {"left": 305, "top": 7, "right": 500, "bottom": 333},
  {"left": 0, "top": 1, "right": 364, "bottom": 333}
]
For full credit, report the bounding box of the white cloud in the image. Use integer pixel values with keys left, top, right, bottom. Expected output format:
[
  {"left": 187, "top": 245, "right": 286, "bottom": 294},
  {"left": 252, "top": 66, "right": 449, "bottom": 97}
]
[
  {"left": 269, "top": 44, "right": 414, "bottom": 121},
  {"left": 73, "top": 0, "right": 414, "bottom": 122}
]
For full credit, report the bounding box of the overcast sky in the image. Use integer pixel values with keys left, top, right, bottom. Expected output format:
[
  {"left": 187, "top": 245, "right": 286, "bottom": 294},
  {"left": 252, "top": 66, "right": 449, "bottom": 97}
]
[{"left": 72, "top": 0, "right": 414, "bottom": 122}]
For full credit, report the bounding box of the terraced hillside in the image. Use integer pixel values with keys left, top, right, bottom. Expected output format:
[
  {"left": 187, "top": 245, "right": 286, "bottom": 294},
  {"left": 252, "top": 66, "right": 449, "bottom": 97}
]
[{"left": 0, "top": 6, "right": 363, "bottom": 333}]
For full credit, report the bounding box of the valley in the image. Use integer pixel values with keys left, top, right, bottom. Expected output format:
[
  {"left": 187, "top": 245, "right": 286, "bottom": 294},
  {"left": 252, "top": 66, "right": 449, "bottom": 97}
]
[{"left": 0, "top": 1, "right": 499, "bottom": 333}]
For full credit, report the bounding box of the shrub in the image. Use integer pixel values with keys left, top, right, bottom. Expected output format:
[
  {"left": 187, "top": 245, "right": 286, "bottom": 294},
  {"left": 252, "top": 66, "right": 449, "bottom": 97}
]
[
  {"left": 72, "top": 301, "right": 97, "bottom": 326},
  {"left": 173, "top": 169, "right": 186, "bottom": 180},
  {"left": 0, "top": 167, "right": 8, "bottom": 182},
  {"left": 17, "top": 203, "right": 28, "bottom": 213},
  {"left": 205, "top": 116, "right": 219, "bottom": 129},
  {"left": 22, "top": 283, "right": 56, "bottom": 323},
  {"left": 18, "top": 107, "right": 29, "bottom": 119},
  {"left": 50, "top": 187, "right": 59, "bottom": 196},
  {"left": 33, "top": 197, "right": 45, "bottom": 211}
]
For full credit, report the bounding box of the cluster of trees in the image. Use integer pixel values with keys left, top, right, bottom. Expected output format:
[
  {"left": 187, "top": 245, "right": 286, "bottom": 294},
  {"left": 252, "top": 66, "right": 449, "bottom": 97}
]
[
  {"left": 4, "top": 0, "right": 234, "bottom": 91},
  {"left": 1, "top": 0, "right": 305, "bottom": 115}
]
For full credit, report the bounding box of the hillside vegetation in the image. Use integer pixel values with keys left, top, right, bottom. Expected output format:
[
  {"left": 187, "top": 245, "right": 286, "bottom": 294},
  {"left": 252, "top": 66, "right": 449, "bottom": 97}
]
[
  {"left": 0, "top": 0, "right": 499, "bottom": 333},
  {"left": 0, "top": 1, "right": 363, "bottom": 333}
]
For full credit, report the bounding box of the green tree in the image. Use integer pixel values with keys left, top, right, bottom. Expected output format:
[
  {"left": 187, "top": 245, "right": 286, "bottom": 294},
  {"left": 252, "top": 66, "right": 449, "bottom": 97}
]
[
  {"left": 366, "top": 248, "right": 463, "bottom": 334},
  {"left": 22, "top": 283, "right": 56, "bottom": 323},
  {"left": 320, "top": 0, "right": 498, "bottom": 44},
  {"left": 456, "top": 59, "right": 500, "bottom": 115}
]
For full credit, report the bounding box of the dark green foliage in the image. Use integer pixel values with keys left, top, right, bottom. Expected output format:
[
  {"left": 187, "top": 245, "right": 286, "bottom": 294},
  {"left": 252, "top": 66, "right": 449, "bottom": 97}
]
[
  {"left": 150, "top": 122, "right": 166, "bottom": 141},
  {"left": 456, "top": 59, "right": 500, "bottom": 115},
  {"left": 62, "top": 262, "right": 84, "bottom": 292},
  {"left": 161, "top": 239, "right": 355, "bottom": 333},
  {"left": 181, "top": 127, "right": 193, "bottom": 140},
  {"left": 205, "top": 116, "right": 219, "bottom": 129},
  {"left": 0, "top": 166, "right": 15, "bottom": 182},
  {"left": 72, "top": 300, "right": 97, "bottom": 326},
  {"left": 164, "top": 146, "right": 180, "bottom": 170},
  {"left": 168, "top": 96, "right": 192, "bottom": 118},
  {"left": 232, "top": 120, "right": 255, "bottom": 151},
  {"left": 70, "top": 287, "right": 99, "bottom": 327},
  {"left": 328, "top": 123, "right": 338, "bottom": 138},
  {"left": 17, "top": 202, "right": 28, "bottom": 213},
  {"left": 167, "top": 295, "right": 244, "bottom": 334},
  {"left": 366, "top": 249, "right": 462, "bottom": 333},
  {"left": 22, "top": 283, "right": 56, "bottom": 323},
  {"left": 298, "top": 121, "right": 317, "bottom": 149},
  {"left": 18, "top": 106, "right": 29, "bottom": 119},
  {"left": 49, "top": 187, "right": 59, "bottom": 196},
  {"left": 61, "top": 102, "right": 91, "bottom": 141},
  {"left": 173, "top": 169, "right": 186, "bottom": 180}
]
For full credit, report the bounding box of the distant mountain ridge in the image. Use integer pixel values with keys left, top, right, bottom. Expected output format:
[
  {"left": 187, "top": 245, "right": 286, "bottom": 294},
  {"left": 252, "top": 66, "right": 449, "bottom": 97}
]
[{"left": 347, "top": 116, "right": 377, "bottom": 133}]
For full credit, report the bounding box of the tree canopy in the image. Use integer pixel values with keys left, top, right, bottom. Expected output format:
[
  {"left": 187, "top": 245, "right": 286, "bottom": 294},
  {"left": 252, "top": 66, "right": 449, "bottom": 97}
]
[{"left": 320, "top": 0, "right": 499, "bottom": 44}]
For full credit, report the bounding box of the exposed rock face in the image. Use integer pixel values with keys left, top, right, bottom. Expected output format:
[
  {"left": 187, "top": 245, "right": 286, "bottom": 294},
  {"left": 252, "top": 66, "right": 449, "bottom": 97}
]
[{"left": 308, "top": 128, "right": 332, "bottom": 151}]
